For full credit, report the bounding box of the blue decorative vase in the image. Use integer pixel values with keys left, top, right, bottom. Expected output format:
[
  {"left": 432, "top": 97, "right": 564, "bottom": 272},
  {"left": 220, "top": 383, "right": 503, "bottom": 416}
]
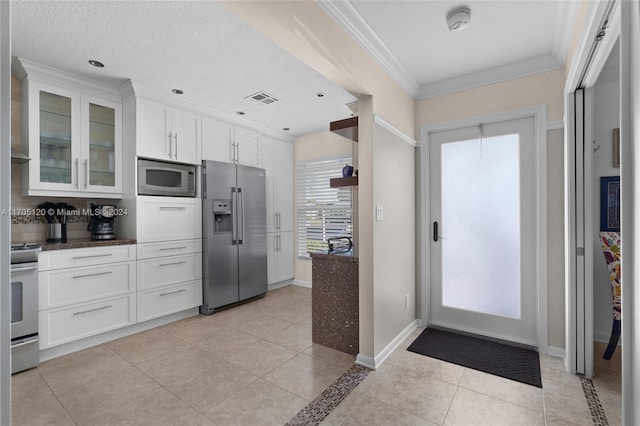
[{"left": 342, "top": 164, "right": 354, "bottom": 177}]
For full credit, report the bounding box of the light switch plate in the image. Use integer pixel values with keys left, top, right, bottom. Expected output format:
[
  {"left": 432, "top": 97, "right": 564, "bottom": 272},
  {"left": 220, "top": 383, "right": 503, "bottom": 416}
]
[{"left": 376, "top": 205, "right": 383, "bottom": 221}]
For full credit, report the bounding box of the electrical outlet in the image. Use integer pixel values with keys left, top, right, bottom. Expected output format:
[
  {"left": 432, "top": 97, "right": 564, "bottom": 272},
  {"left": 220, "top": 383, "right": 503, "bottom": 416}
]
[
  {"left": 376, "top": 205, "right": 383, "bottom": 221},
  {"left": 405, "top": 294, "right": 409, "bottom": 309}
]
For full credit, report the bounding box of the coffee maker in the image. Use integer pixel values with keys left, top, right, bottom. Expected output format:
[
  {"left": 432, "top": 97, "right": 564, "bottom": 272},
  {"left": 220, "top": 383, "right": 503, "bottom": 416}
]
[{"left": 87, "top": 204, "right": 117, "bottom": 240}]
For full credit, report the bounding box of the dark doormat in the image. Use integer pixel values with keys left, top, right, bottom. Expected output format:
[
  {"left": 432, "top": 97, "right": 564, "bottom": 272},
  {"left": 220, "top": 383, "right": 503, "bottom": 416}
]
[{"left": 407, "top": 328, "right": 542, "bottom": 388}]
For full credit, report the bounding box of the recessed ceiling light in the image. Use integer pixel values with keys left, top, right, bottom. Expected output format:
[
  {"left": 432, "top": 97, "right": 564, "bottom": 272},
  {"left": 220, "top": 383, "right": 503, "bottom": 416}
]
[
  {"left": 88, "top": 59, "right": 104, "bottom": 68},
  {"left": 316, "top": 92, "right": 325, "bottom": 98},
  {"left": 236, "top": 111, "right": 245, "bottom": 115},
  {"left": 283, "top": 127, "right": 290, "bottom": 131},
  {"left": 171, "top": 89, "right": 184, "bottom": 95}
]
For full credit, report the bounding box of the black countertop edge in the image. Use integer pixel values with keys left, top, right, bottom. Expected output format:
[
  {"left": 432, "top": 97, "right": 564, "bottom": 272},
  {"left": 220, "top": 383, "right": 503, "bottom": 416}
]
[{"left": 309, "top": 251, "right": 359, "bottom": 262}]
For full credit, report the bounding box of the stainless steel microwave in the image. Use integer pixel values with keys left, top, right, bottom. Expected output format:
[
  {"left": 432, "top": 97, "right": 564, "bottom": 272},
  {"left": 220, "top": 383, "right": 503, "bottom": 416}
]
[{"left": 138, "top": 159, "right": 196, "bottom": 197}]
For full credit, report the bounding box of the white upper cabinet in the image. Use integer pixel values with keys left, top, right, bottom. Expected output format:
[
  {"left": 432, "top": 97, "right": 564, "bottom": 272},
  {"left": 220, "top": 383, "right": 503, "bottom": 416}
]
[
  {"left": 261, "top": 136, "right": 293, "bottom": 233},
  {"left": 138, "top": 98, "right": 200, "bottom": 165},
  {"left": 20, "top": 79, "right": 122, "bottom": 198},
  {"left": 201, "top": 116, "right": 260, "bottom": 167}
]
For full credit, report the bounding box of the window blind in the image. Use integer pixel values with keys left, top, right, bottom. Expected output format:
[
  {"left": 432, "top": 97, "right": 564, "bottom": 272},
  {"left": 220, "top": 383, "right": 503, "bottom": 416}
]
[{"left": 296, "top": 157, "right": 352, "bottom": 258}]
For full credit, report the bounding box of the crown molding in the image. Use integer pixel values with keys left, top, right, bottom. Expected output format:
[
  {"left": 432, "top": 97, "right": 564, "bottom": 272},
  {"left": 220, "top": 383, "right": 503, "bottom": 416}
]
[
  {"left": 13, "top": 57, "right": 122, "bottom": 102},
  {"left": 316, "top": 0, "right": 419, "bottom": 98},
  {"left": 416, "top": 54, "right": 563, "bottom": 100},
  {"left": 552, "top": 0, "right": 578, "bottom": 64},
  {"left": 374, "top": 115, "right": 416, "bottom": 146}
]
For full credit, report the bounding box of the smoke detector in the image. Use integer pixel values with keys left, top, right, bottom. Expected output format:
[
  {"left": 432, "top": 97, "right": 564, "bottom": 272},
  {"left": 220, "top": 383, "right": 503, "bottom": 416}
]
[{"left": 447, "top": 7, "right": 471, "bottom": 32}]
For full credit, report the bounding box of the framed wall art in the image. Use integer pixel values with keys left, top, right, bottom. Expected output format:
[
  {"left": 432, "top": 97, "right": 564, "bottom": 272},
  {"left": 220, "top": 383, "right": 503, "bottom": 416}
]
[{"left": 600, "top": 176, "right": 621, "bottom": 232}]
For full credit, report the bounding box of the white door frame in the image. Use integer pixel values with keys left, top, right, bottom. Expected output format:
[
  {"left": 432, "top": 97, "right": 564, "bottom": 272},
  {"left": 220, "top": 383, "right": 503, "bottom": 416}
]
[
  {"left": 563, "top": 0, "right": 620, "bottom": 377},
  {"left": 418, "top": 105, "right": 548, "bottom": 352}
]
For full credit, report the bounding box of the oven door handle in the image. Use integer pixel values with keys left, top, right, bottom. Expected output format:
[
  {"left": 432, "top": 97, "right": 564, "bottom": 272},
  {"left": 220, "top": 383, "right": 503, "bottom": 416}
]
[
  {"left": 10, "top": 265, "right": 38, "bottom": 273},
  {"left": 11, "top": 335, "right": 39, "bottom": 348}
]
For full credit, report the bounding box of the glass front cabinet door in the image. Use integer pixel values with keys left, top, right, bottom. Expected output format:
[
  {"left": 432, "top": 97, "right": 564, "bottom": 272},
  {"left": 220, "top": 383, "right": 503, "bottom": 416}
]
[{"left": 24, "top": 81, "right": 122, "bottom": 196}]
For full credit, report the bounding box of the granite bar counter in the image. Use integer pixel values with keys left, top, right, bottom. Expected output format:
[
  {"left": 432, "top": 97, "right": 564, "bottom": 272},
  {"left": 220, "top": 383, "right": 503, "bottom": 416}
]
[
  {"left": 310, "top": 251, "right": 359, "bottom": 356},
  {"left": 40, "top": 238, "right": 137, "bottom": 251}
]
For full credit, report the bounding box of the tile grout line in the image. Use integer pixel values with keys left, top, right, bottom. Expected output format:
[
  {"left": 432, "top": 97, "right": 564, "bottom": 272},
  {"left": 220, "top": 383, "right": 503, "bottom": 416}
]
[
  {"left": 578, "top": 373, "right": 609, "bottom": 426},
  {"left": 285, "top": 364, "right": 372, "bottom": 426}
]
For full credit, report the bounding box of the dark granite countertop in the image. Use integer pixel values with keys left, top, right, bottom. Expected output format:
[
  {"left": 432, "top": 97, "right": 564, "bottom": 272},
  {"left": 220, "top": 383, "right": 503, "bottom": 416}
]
[
  {"left": 309, "top": 251, "right": 358, "bottom": 263},
  {"left": 41, "top": 238, "right": 137, "bottom": 251}
]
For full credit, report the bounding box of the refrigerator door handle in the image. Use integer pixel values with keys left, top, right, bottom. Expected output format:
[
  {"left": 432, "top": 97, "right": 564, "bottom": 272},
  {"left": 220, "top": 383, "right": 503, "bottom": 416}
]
[
  {"left": 231, "top": 187, "right": 237, "bottom": 245},
  {"left": 238, "top": 187, "right": 245, "bottom": 245}
]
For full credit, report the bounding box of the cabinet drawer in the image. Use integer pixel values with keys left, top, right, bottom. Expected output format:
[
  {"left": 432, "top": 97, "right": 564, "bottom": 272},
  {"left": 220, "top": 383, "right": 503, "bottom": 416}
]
[
  {"left": 137, "top": 252, "right": 202, "bottom": 290},
  {"left": 39, "top": 294, "right": 136, "bottom": 349},
  {"left": 137, "top": 280, "right": 202, "bottom": 322},
  {"left": 38, "top": 245, "right": 136, "bottom": 271},
  {"left": 39, "top": 261, "right": 135, "bottom": 310},
  {"left": 137, "top": 239, "right": 202, "bottom": 259},
  {"left": 137, "top": 197, "right": 202, "bottom": 243}
]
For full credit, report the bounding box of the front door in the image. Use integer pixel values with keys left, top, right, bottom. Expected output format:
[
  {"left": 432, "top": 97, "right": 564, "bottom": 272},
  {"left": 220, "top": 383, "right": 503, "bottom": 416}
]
[{"left": 429, "top": 116, "right": 537, "bottom": 346}]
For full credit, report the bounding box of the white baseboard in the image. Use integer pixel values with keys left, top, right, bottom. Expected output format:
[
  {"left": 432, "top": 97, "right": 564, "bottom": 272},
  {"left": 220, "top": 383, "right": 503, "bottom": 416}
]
[
  {"left": 547, "top": 345, "right": 566, "bottom": 359},
  {"left": 355, "top": 354, "right": 376, "bottom": 369},
  {"left": 268, "top": 280, "right": 293, "bottom": 291},
  {"left": 356, "top": 320, "right": 418, "bottom": 370},
  {"left": 39, "top": 308, "right": 199, "bottom": 362},
  {"left": 291, "top": 279, "right": 312, "bottom": 288}
]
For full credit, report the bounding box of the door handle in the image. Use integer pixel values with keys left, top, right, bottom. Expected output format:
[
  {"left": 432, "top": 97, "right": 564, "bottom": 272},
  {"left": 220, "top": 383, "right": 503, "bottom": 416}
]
[
  {"left": 433, "top": 221, "right": 446, "bottom": 241},
  {"left": 173, "top": 133, "right": 178, "bottom": 159},
  {"left": 238, "top": 187, "right": 245, "bottom": 245},
  {"left": 231, "top": 187, "right": 237, "bottom": 245},
  {"left": 84, "top": 159, "right": 88, "bottom": 188},
  {"left": 168, "top": 131, "right": 173, "bottom": 159},
  {"left": 74, "top": 158, "right": 79, "bottom": 188}
]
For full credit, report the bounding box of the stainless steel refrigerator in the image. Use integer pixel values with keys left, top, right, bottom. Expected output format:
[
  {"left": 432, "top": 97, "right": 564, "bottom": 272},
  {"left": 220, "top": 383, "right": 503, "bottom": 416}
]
[{"left": 200, "top": 160, "right": 268, "bottom": 314}]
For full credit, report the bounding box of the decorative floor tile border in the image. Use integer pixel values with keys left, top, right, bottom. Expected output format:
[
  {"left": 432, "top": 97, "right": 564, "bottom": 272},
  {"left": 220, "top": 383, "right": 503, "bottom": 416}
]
[
  {"left": 286, "top": 364, "right": 372, "bottom": 426},
  {"left": 578, "top": 374, "right": 609, "bottom": 426}
]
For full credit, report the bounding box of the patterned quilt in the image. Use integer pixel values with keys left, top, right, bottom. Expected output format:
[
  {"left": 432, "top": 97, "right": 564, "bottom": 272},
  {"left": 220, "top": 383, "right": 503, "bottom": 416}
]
[{"left": 599, "top": 231, "right": 621, "bottom": 321}]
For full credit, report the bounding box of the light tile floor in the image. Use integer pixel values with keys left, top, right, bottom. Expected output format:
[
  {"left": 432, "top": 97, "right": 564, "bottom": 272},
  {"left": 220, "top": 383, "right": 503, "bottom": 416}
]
[
  {"left": 12, "top": 285, "right": 615, "bottom": 425},
  {"left": 592, "top": 341, "right": 622, "bottom": 426}
]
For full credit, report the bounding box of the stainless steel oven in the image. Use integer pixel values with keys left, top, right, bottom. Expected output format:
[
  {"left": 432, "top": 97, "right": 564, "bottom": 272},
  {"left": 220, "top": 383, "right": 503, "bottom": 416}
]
[
  {"left": 10, "top": 243, "right": 41, "bottom": 374},
  {"left": 138, "top": 158, "right": 197, "bottom": 197}
]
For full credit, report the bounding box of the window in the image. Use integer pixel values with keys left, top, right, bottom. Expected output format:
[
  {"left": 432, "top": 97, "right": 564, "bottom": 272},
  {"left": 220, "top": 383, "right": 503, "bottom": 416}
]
[{"left": 297, "top": 157, "right": 352, "bottom": 257}]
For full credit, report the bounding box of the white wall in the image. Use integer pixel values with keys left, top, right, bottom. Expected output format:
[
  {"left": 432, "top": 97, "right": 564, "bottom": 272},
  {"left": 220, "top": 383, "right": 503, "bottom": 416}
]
[
  {"left": 373, "top": 123, "right": 416, "bottom": 354},
  {"left": 293, "top": 130, "right": 353, "bottom": 284},
  {"left": 592, "top": 47, "right": 621, "bottom": 343}
]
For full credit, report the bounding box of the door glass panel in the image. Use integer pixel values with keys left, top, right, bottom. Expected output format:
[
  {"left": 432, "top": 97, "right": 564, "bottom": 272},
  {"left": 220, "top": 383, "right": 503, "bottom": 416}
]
[
  {"left": 40, "top": 91, "right": 72, "bottom": 183},
  {"left": 89, "top": 103, "right": 115, "bottom": 187},
  {"left": 440, "top": 134, "right": 521, "bottom": 318}
]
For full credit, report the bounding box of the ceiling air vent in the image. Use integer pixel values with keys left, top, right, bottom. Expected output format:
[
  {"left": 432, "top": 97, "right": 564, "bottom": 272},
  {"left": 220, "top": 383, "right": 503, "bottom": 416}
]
[{"left": 245, "top": 91, "right": 279, "bottom": 105}]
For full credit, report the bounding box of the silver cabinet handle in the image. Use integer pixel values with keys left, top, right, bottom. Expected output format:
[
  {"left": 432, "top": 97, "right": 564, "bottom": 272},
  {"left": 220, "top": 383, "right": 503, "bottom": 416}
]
[
  {"left": 10, "top": 265, "right": 38, "bottom": 273},
  {"left": 278, "top": 234, "right": 281, "bottom": 252},
  {"left": 73, "top": 305, "right": 112, "bottom": 316},
  {"left": 168, "top": 131, "right": 173, "bottom": 159},
  {"left": 277, "top": 212, "right": 281, "bottom": 230},
  {"left": 74, "top": 158, "right": 79, "bottom": 188},
  {"left": 72, "top": 253, "right": 113, "bottom": 260},
  {"left": 159, "top": 246, "right": 187, "bottom": 251},
  {"left": 73, "top": 271, "right": 113, "bottom": 279},
  {"left": 274, "top": 213, "right": 278, "bottom": 230},
  {"left": 11, "top": 336, "right": 39, "bottom": 349},
  {"left": 230, "top": 141, "right": 235, "bottom": 163},
  {"left": 160, "top": 288, "right": 187, "bottom": 297},
  {"left": 84, "top": 159, "right": 88, "bottom": 188},
  {"left": 174, "top": 132, "right": 178, "bottom": 159},
  {"left": 159, "top": 206, "right": 186, "bottom": 211},
  {"left": 236, "top": 141, "right": 240, "bottom": 164},
  {"left": 159, "top": 261, "right": 187, "bottom": 267}
]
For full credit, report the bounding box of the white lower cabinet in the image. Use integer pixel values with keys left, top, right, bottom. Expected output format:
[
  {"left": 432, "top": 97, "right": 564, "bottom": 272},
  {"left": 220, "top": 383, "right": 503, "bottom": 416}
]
[
  {"left": 39, "top": 294, "right": 136, "bottom": 349},
  {"left": 136, "top": 239, "right": 202, "bottom": 322},
  {"left": 38, "top": 245, "right": 137, "bottom": 349},
  {"left": 136, "top": 196, "right": 202, "bottom": 243},
  {"left": 137, "top": 280, "right": 201, "bottom": 322},
  {"left": 267, "top": 231, "right": 294, "bottom": 284}
]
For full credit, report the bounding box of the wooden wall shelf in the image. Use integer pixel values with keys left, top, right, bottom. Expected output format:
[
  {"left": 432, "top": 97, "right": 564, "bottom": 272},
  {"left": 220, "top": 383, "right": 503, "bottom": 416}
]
[
  {"left": 329, "top": 116, "right": 358, "bottom": 142},
  {"left": 330, "top": 176, "right": 358, "bottom": 188}
]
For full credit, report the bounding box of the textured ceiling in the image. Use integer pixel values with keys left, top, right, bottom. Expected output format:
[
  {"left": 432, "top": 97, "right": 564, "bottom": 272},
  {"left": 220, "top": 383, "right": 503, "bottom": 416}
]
[{"left": 11, "top": 1, "right": 357, "bottom": 136}]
